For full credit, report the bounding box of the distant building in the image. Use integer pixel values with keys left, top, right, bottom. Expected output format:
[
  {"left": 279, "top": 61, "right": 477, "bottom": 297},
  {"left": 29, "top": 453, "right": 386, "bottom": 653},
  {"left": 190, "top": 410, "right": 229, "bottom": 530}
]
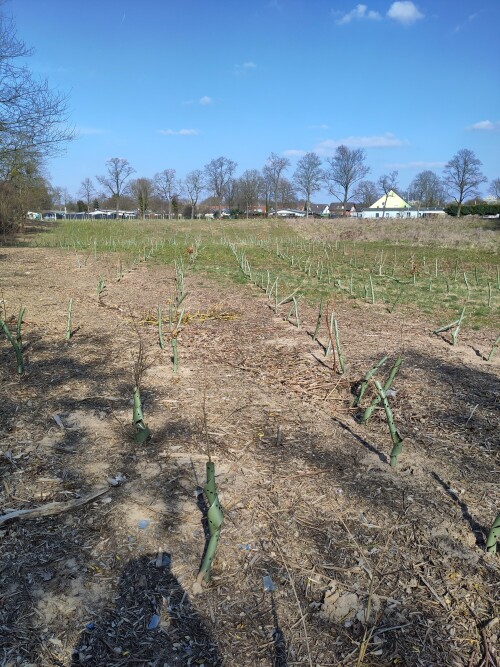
[
  {"left": 272, "top": 208, "right": 306, "bottom": 217},
  {"left": 309, "top": 204, "right": 330, "bottom": 217},
  {"left": 329, "top": 202, "right": 361, "bottom": 217},
  {"left": 361, "top": 190, "right": 445, "bottom": 218}
]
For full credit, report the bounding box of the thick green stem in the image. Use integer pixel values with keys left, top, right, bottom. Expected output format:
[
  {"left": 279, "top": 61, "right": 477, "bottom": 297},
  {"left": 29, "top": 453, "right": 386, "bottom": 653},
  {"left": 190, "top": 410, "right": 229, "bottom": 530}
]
[
  {"left": 312, "top": 299, "right": 324, "bottom": 341},
  {"left": 198, "top": 461, "right": 224, "bottom": 584},
  {"left": 17, "top": 307, "right": 25, "bottom": 347},
  {"left": 172, "top": 337, "right": 178, "bottom": 373},
  {"left": 373, "top": 380, "right": 404, "bottom": 467},
  {"left": 65, "top": 299, "right": 72, "bottom": 340},
  {"left": 158, "top": 305, "right": 165, "bottom": 349},
  {"left": 433, "top": 319, "right": 460, "bottom": 335},
  {"left": 451, "top": 305, "right": 466, "bottom": 345},
  {"left": 333, "top": 318, "right": 345, "bottom": 374},
  {"left": 486, "top": 513, "right": 500, "bottom": 553},
  {"left": 1, "top": 319, "right": 24, "bottom": 375},
  {"left": 487, "top": 334, "right": 500, "bottom": 362},
  {"left": 369, "top": 274, "right": 375, "bottom": 304},
  {"left": 132, "top": 386, "right": 150, "bottom": 444},
  {"left": 325, "top": 312, "right": 335, "bottom": 357}
]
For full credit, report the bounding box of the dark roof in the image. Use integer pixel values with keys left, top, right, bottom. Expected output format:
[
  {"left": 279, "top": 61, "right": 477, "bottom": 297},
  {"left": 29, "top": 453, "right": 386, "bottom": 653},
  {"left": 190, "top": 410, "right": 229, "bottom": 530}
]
[{"left": 329, "top": 202, "right": 359, "bottom": 211}]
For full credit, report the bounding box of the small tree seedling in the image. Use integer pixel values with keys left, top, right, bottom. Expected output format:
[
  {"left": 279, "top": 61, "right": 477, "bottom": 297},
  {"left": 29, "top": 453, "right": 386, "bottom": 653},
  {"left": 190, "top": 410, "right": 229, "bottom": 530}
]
[
  {"left": 65, "top": 298, "right": 73, "bottom": 340},
  {"left": 197, "top": 460, "right": 224, "bottom": 585},
  {"left": 374, "top": 379, "right": 404, "bottom": 467},
  {"left": 1, "top": 308, "right": 25, "bottom": 375}
]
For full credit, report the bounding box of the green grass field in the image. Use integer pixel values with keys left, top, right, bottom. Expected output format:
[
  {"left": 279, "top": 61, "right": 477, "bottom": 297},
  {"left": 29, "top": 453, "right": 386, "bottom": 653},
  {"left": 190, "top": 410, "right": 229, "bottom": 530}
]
[{"left": 30, "top": 215, "right": 500, "bottom": 330}]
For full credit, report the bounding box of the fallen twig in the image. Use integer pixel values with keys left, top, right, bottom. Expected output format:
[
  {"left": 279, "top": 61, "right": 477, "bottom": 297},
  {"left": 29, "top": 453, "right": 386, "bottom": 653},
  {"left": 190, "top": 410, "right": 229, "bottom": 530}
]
[{"left": 0, "top": 487, "right": 109, "bottom": 526}]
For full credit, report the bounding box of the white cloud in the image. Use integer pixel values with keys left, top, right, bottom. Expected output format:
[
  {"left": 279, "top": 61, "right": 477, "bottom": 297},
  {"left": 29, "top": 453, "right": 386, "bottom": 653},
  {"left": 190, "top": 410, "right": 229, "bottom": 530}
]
[
  {"left": 386, "top": 160, "right": 446, "bottom": 169},
  {"left": 199, "top": 96, "right": 213, "bottom": 105},
  {"left": 158, "top": 128, "right": 199, "bottom": 136},
  {"left": 467, "top": 120, "right": 500, "bottom": 131},
  {"left": 308, "top": 124, "right": 329, "bottom": 130},
  {"left": 283, "top": 149, "right": 306, "bottom": 157},
  {"left": 335, "top": 4, "right": 381, "bottom": 25},
  {"left": 387, "top": 1, "right": 424, "bottom": 25},
  {"left": 234, "top": 61, "right": 257, "bottom": 75},
  {"left": 314, "top": 132, "right": 408, "bottom": 155}
]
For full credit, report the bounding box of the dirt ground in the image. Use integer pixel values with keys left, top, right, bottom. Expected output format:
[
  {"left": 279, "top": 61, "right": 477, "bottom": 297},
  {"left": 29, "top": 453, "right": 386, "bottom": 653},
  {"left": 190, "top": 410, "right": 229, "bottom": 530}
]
[{"left": 0, "top": 244, "right": 499, "bottom": 667}]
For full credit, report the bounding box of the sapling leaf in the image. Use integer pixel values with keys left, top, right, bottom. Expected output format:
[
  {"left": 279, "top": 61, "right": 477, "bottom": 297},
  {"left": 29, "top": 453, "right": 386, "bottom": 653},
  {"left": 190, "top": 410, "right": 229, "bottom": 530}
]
[
  {"left": 361, "top": 356, "right": 403, "bottom": 423},
  {"left": 354, "top": 355, "right": 388, "bottom": 407}
]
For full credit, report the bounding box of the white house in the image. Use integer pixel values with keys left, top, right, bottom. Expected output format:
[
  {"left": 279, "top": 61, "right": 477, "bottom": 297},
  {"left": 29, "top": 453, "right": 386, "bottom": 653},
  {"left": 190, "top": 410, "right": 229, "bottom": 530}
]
[
  {"left": 361, "top": 190, "right": 445, "bottom": 218},
  {"left": 309, "top": 204, "right": 330, "bottom": 216},
  {"left": 275, "top": 208, "right": 306, "bottom": 217}
]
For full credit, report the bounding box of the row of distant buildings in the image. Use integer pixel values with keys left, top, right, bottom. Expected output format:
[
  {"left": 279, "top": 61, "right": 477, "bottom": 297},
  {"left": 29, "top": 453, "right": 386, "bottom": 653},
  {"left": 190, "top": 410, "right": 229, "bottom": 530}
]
[
  {"left": 275, "top": 191, "right": 445, "bottom": 219},
  {"left": 32, "top": 190, "right": 447, "bottom": 221}
]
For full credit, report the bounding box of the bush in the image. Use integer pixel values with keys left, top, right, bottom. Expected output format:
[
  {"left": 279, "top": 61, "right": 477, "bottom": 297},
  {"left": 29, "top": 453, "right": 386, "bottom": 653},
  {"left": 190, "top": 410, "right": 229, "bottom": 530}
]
[{"left": 445, "top": 203, "right": 500, "bottom": 217}]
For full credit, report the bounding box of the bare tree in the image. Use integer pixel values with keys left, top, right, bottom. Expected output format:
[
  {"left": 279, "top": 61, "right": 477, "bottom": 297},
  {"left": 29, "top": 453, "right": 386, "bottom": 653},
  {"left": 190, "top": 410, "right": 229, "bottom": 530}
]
[
  {"left": 443, "top": 149, "right": 487, "bottom": 217},
  {"left": 260, "top": 168, "right": 273, "bottom": 215},
  {"left": 293, "top": 152, "right": 324, "bottom": 217},
  {"left": 278, "top": 177, "right": 298, "bottom": 208},
  {"left": 129, "top": 178, "right": 154, "bottom": 218},
  {"left": 96, "top": 158, "right": 135, "bottom": 216},
  {"left": 0, "top": 9, "right": 73, "bottom": 233},
  {"left": 489, "top": 178, "right": 500, "bottom": 200},
  {"left": 204, "top": 156, "right": 237, "bottom": 215},
  {"left": 238, "top": 169, "right": 262, "bottom": 218},
  {"left": 154, "top": 169, "right": 178, "bottom": 219},
  {"left": 78, "top": 177, "right": 95, "bottom": 213},
  {"left": 183, "top": 170, "right": 204, "bottom": 219},
  {"left": 325, "top": 145, "right": 369, "bottom": 216},
  {"left": 263, "top": 153, "right": 290, "bottom": 217},
  {"left": 378, "top": 171, "right": 399, "bottom": 217},
  {"left": 224, "top": 178, "right": 237, "bottom": 213},
  {"left": 353, "top": 180, "right": 380, "bottom": 210},
  {"left": 408, "top": 170, "right": 445, "bottom": 210}
]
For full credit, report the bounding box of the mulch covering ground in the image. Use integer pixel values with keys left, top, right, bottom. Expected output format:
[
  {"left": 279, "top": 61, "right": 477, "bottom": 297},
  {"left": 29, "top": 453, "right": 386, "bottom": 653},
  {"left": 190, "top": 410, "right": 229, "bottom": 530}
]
[{"left": 0, "top": 245, "right": 498, "bottom": 667}]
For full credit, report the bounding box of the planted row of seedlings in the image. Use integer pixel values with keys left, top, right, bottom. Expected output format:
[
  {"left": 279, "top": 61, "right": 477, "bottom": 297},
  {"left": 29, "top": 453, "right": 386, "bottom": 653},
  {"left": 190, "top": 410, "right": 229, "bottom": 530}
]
[
  {"left": 2, "top": 299, "right": 498, "bottom": 557},
  {"left": 223, "top": 240, "right": 500, "bottom": 554},
  {"left": 271, "top": 239, "right": 499, "bottom": 315},
  {"left": 231, "top": 236, "right": 499, "bottom": 355}
]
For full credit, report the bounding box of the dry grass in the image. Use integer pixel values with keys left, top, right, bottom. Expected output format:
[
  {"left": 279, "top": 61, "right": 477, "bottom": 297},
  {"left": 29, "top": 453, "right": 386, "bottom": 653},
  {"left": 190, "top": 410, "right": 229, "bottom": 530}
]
[{"left": 291, "top": 215, "right": 500, "bottom": 249}]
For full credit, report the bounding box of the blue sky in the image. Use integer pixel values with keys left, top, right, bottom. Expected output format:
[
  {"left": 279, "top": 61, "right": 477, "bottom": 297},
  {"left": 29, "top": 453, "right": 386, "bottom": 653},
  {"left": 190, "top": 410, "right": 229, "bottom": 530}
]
[{"left": 11, "top": 0, "right": 500, "bottom": 201}]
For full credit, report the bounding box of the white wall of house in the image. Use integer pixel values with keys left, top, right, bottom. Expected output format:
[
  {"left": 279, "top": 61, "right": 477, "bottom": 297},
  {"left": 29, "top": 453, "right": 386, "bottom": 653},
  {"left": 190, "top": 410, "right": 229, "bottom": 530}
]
[{"left": 361, "top": 209, "right": 446, "bottom": 219}]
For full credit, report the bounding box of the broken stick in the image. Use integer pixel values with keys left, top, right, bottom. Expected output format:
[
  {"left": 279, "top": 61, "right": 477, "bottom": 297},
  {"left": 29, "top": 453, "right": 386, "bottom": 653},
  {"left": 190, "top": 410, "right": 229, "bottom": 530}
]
[{"left": 0, "top": 487, "right": 109, "bottom": 526}]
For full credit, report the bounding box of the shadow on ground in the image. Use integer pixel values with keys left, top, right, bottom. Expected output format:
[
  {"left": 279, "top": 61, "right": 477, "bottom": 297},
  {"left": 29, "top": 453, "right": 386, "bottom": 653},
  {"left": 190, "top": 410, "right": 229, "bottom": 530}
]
[{"left": 71, "top": 554, "right": 221, "bottom": 666}]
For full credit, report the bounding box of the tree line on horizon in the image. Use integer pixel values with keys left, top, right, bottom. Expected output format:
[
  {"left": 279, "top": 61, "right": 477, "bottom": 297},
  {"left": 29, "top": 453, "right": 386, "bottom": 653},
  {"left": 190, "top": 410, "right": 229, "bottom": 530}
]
[
  {"left": 0, "top": 6, "right": 499, "bottom": 235},
  {"left": 50, "top": 148, "right": 499, "bottom": 221}
]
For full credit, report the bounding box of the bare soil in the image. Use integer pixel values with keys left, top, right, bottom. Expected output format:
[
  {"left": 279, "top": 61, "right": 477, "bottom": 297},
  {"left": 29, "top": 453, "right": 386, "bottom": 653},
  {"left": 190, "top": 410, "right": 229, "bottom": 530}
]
[{"left": 0, "top": 245, "right": 498, "bottom": 667}]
